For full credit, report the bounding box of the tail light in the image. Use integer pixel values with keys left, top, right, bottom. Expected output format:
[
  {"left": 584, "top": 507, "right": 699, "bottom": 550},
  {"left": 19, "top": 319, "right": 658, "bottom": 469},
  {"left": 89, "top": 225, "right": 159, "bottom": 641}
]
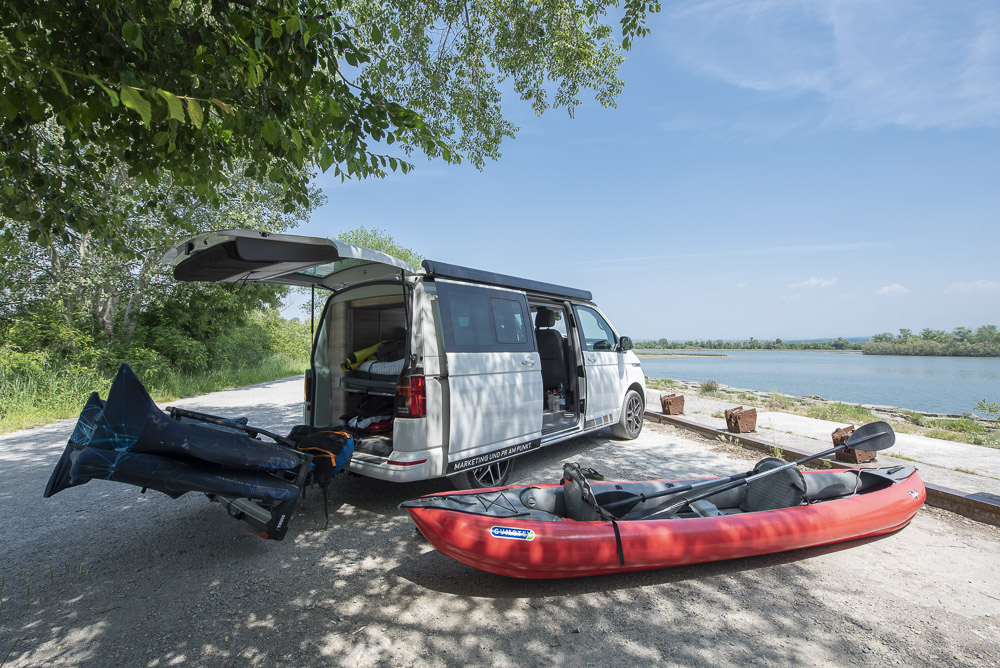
[{"left": 395, "top": 375, "right": 426, "bottom": 418}]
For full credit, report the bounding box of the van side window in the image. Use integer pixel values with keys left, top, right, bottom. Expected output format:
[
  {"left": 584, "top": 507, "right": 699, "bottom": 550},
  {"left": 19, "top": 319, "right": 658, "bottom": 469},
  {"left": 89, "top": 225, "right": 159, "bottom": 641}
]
[
  {"left": 575, "top": 305, "right": 617, "bottom": 351},
  {"left": 436, "top": 281, "right": 534, "bottom": 353},
  {"left": 491, "top": 298, "right": 527, "bottom": 344}
]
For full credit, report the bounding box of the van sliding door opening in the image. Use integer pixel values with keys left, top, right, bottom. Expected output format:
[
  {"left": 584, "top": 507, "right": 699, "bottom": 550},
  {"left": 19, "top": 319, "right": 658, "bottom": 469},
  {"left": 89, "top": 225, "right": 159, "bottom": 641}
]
[{"left": 529, "top": 302, "right": 581, "bottom": 434}]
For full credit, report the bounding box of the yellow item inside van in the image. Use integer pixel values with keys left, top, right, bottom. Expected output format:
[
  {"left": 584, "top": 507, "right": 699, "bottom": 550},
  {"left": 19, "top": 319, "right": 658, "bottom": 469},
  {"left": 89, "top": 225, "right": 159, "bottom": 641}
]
[{"left": 340, "top": 342, "right": 383, "bottom": 371}]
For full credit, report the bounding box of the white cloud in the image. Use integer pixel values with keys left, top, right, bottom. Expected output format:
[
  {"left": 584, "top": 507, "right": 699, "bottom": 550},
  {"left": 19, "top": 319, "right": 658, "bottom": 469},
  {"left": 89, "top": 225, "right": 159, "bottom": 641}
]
[
  {"left": 944, "top": 280, "right": 1000, "bottom": 294},
  {"left": 876, "top": 283, "right": 908, "bottom": 296},
  {"left": 789, "top": 277, "right": 838, "bottom": 288},
  {"left": 661, "top": 0, "right": 1000, "bottom": 130}
]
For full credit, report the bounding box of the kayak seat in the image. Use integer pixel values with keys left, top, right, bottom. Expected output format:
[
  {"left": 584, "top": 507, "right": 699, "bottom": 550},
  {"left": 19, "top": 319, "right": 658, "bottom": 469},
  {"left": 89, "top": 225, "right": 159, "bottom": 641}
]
[
  {"left": 562, "top": 463, "right": 604, "bottom": 521},
  {"left": 803, "top": 471, "right": 861, "bottom": 501},
  {"left": 689, "top": 499, "right": 723, "bottom": 517},
  {"left": 519, "top": 486, "right": 566, "bottom": 517},
  {"left": 741, "top": 457, "right": 808, "bottom": 512}
]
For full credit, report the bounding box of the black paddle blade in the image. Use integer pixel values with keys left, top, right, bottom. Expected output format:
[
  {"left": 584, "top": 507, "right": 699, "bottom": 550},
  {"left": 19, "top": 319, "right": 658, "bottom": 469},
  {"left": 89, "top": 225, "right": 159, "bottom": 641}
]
[{"left": 846, "top": 421, "right": 895, "bottom": 451}]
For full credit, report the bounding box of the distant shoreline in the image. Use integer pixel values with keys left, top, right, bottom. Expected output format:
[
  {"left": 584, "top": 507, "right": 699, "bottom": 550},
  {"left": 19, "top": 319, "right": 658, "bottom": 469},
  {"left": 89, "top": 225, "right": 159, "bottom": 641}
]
[
  {"left": 634, "top": 351, "right": 731, "bottom": 358},
  {"left": 635, "top": 347, "right": 999, "bottom": 358},
  {"left": 634, "top": 349, "right": 858, "bottom": 357}
]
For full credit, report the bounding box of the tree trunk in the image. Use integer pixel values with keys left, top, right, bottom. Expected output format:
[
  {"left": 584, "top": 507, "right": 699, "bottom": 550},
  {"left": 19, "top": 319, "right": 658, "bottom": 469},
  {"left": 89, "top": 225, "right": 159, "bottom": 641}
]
[
  {"left": 94, "top": 283, "right": 119, "bottom": 341},
  {"left": 121, "top": 255, "right": 158, "bottom": 345}
]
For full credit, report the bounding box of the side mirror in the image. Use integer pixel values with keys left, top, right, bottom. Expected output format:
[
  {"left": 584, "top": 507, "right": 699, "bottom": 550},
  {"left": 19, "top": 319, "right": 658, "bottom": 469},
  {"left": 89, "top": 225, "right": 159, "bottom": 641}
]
[{"left": 618, "top": 336, "right": 633, "bottom": 352}]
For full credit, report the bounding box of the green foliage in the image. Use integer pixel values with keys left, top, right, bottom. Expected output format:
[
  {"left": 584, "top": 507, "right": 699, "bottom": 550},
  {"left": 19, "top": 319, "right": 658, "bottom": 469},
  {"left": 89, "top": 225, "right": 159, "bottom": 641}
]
[
  {"left": 699, "top": 379, "right": 720, "bottom": 395},
  {"left": 977, "top": 399, "right": 1000, "bottom": 447},
  {"left": 0, "top": 310, "right": 309, "bottom": 432},
  {"left": 767, "top": 393, "right": 793, "bottom": 411},
  {"left": 644, "top": 377, "right": 677, "bottom": 390},
  {"left": 861, "top": 325, "right": 1000, "bottom": 357},
  {"left": 1, "top": 0, "right": 657, "bottom": 247},
  {"left": 637, "top": 325, "right": 1000, "bottom": 356},
  {"left": 0, "top": 150, "right": 320, "bottom": 431},
  {"left": 634, "top": 337, "right": 862, "bottom": 351},
  {"left": 804, "top": 402, "right": 877, "bottom": 425},
  {"left": 349, "top": 0, "right": 659, "bottom": 168},
  {"left": 0, "top": 1, "right": 442, "bottom": 246}
]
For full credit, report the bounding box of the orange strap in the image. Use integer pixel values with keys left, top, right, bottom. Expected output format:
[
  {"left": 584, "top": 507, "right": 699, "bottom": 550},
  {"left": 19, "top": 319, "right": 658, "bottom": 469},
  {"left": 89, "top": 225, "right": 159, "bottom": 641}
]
[{"left": 295, "top": 431, "right": 353, "bottom": 463}]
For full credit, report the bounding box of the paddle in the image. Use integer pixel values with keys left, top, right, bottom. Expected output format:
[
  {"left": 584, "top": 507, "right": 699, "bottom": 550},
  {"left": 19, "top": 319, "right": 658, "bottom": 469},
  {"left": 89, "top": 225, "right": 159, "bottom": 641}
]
[{"left": 604, "top": 420, "right": 896, "bottom": 517}]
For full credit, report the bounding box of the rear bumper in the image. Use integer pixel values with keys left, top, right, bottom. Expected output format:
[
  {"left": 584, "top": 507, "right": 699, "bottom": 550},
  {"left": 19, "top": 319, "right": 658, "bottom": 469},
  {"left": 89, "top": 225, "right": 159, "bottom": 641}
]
[{"left": 349, "top": 446, "right": 445, "bottom": 482}]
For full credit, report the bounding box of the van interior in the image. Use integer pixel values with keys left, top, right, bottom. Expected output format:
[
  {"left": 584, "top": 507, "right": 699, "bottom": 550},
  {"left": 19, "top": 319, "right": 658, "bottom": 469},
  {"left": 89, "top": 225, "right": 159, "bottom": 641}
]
[
  {"left": 530, "top": 302, "right": 581, "bottom": 434},
  {"left": 313, "top": 287, "right": 407, "bottom": 457},
  {"left": 312, "top": 289, "right": 584, "bottom": 456}
]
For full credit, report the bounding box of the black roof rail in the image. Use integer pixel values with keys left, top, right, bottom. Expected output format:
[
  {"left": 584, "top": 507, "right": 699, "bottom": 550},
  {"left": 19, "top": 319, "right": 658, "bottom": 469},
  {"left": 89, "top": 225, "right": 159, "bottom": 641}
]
[{"left": 420, "top": 260, "right": 593, "bottom": 301}]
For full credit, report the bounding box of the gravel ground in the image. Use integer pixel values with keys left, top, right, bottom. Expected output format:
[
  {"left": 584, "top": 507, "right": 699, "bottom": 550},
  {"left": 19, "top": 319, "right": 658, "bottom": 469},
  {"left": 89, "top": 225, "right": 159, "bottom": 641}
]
[{"left": 1, "top": 377, "right": 998, "bottom": 667}]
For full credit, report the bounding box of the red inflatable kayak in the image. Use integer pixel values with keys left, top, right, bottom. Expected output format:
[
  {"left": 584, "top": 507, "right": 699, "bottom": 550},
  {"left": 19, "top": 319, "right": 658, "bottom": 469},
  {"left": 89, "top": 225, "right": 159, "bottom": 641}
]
[{"left": 402, "top": 462, "right": 925, "bottom": 579}]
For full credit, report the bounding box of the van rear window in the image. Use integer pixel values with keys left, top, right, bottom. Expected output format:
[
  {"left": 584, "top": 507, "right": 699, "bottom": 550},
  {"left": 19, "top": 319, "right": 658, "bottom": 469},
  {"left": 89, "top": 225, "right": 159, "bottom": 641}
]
[{"left": 436, "top": 281, "right": 534, "bottom": 353}]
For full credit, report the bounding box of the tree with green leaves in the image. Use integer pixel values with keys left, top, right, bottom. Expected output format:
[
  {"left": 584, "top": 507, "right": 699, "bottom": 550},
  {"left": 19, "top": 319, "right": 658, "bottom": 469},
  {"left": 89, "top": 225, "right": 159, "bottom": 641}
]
[
  {"left": 336, "top": 225, "right": 422, "bottom": 267},
  {"left": 297, "top": 225, "right": 423, "bottom": 320},
  {"left": 1, "top": 0, "right": 658, "bottom": 248},
  {"left": 0, "top": 145, "right": 323, "bottom": 352}
]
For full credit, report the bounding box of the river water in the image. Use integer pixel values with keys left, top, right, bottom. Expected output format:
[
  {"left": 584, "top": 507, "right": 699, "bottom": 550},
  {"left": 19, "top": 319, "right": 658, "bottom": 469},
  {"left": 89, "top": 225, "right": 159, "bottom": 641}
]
[{"left": 638, "top": 350, "right": 1000, "bottom": 415}]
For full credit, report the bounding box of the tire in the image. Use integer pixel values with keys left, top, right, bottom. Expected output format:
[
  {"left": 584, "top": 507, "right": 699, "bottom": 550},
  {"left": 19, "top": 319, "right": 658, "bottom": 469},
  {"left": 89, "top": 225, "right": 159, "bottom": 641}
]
[
  {"left": 610, "top": 388, "right": 644, "bottom": 440},
  {"left": 450, "top": 457, "right": 515, "bottom": 490}
]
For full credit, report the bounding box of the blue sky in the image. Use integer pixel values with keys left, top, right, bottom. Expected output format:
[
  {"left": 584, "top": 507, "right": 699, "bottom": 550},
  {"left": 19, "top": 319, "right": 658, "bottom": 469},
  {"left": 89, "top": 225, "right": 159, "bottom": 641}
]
[{"left": 289, "top": 0, "right": 1000, "bottom": 341}]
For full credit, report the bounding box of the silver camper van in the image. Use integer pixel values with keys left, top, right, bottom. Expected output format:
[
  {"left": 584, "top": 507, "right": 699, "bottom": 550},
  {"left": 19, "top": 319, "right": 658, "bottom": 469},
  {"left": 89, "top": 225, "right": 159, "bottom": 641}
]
[{"left": 166, "top": 229, "right": 646, "bottom": 489}]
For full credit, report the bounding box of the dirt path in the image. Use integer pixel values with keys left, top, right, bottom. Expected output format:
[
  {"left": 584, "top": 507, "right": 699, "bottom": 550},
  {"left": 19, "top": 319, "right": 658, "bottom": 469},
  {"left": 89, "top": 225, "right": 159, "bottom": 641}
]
[{"left": 1, "top": 378, "right": 998, "bottom": 667}]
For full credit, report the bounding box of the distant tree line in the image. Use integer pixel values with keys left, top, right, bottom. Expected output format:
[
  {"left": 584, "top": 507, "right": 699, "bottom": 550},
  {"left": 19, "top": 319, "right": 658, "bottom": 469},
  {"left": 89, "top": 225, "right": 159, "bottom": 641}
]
[
  {"left": 635, "top": 326, "right": 1000, "bottom": 357},
  {"left": 634, "top": 337, "right": 859, "bottom": 351},
  {"left": 861, "top": 326, "right": 1000, "bottom": 357}
]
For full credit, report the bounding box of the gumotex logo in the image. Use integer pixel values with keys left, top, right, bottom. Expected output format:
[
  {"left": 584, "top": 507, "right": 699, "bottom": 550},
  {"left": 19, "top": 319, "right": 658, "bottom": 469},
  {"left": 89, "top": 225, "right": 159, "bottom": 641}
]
[{"left": 490, "top": 526, "right": 536, "bottom": 541}]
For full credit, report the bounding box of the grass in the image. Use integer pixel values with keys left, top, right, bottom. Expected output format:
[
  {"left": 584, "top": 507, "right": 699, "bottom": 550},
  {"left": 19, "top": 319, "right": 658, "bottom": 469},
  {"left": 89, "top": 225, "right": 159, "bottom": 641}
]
[
  {"left": 0, "top": 366, "right": 106, "bottom": 431},
  {"left": 804, "top": 402, "right": 878, "bottom": 424},
  {"left": 767, "top": 392, "right": 794, "bottom": 411},
  {"left": 645, "top": 377, "right": 677, "bottom": 389},
  {"left": 145, "top": 356, "right": 306, "bottom": 402},
  {"left": 0, "top": 355, "right": 306, "bottom": 433}
]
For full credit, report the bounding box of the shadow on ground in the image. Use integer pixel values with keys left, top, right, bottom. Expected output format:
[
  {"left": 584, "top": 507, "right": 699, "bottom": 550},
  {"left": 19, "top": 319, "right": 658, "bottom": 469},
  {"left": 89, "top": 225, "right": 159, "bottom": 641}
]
[{"left": 2, "top": 388, "right": 997, "bottom": 667}]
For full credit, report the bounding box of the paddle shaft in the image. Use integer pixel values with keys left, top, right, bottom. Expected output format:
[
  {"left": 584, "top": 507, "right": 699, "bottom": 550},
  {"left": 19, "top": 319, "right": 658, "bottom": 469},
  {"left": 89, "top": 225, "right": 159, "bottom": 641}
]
[
  {"left": 607, "top": 428, "right": 891, "bottom": 515},
  {"left": 603, "top": 473, "right": 748, "bottom": 510},
  {"left": 634, "top": 431, "right": 889, "bottom": 520}
]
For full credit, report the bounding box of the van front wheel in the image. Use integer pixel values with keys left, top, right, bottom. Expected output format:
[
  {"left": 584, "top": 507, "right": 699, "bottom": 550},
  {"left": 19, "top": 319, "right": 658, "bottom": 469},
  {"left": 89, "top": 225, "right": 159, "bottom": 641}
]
[
  {"left": 611, "top": 389, "right": 644, "bottom": 440},
  {"left": 450, "top": 458, "right": 515, "bottom": 490}
]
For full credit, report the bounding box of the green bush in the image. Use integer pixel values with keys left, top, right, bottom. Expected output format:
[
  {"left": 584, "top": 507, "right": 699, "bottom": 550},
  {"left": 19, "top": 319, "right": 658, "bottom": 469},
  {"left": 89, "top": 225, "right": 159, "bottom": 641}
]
[
  {"left": 699, "top": 379, "right": 720, "bottom": 395},
  {"left": 0, "top": 307, "right": 312, "bottom": 433},
  {"left": 805, "top": 402, "right": 877, "bottom": 424}
]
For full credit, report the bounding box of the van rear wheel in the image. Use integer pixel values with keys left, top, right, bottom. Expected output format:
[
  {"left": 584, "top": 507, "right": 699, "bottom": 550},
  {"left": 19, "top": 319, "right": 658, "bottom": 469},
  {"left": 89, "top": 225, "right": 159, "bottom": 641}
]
[
  {"left": 450, "top": 458, "right": 515, "bottom": 490},
  {"left": 610, "top": 389, "right": 644, "bottom": 440}
]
